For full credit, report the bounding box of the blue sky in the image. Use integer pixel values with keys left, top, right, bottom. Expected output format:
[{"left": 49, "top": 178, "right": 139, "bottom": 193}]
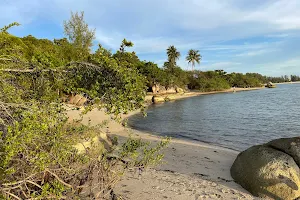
[{"left": 1, "top": 0, "right": 300, "bottom": 76}]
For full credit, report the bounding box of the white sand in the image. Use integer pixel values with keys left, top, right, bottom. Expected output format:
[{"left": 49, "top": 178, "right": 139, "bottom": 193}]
[{"left": 66, "top": 106, "right": 261, "bottom": 200}]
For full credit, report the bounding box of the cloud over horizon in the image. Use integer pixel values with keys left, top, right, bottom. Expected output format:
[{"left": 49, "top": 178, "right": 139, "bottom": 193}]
[{"left": 1, "top": 0, "right": 300, "bottom": 76}]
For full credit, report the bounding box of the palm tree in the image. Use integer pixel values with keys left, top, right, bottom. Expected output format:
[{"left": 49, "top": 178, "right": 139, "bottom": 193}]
[
  {"left": 167, "top": 45, "right": 180, "bottom": 66},
  {"left": 186, "top": 49, "right": 202, "bottom": 71}
]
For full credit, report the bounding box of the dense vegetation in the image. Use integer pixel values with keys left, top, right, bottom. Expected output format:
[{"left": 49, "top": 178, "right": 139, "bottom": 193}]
[
  {"left": 0, "top": 11, "right": 298, "bottom": 199},
  {"left": 0, "top": 12, "right": 169, "bottom": 199}
]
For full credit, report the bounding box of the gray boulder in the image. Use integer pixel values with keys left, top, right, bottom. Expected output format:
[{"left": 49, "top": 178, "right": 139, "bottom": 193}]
[
  {"left": 267, "top": 137, "right": 300, "bottom": 167},
  {"left": 231, "top": 140, "right": 300, "bottom": 200}
]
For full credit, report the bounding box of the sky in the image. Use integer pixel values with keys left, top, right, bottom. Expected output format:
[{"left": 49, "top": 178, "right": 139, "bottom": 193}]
[{"left": 1, "top": 0, "right": 300, "bottom": 76}]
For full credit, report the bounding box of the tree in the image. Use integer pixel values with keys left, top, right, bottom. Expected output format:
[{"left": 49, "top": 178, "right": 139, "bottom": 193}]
[
  {"left": 119, "top": 38, "right": 134, "bottom": 53},
  {"left": 167, "top": 45, "right": 180, "bottom": 66},
  {"left": 63, "top": 11, "right": 95, "bottom": 57},
  {"left": 186, "top": 49, "right": 201, "bottom": 71},
  {"left": 164, "top": 45, "right": 180, "bottom": 74}
]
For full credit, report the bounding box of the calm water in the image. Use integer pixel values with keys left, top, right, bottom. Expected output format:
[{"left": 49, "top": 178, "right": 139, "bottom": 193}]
[{"left": 128, "top": 84, "right": 300, "bottom": 151}]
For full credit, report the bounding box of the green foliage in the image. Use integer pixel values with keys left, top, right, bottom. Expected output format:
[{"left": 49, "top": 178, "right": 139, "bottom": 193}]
[
  {"left": 227, "top": 73, "right": 262, "bottom": 88},
  {"left": 113, "top": 51, "right": 141, "bottom": 69},
  {"left": 188, "top": 71, "right": 231, "bottom": 91},
  {"left": 0, "top": 22, "right": 20, "bottom": 33},
  {"left": 119, "top": 38, "right": 134, "bottom": 53},
  {"left": 95, "top": 44, "right": 112, "bottom": 58},
  {"left": 63, "top": 59, "right": 147, "bottom": 116},
  {"left": 136, "top": 61, "right": 168, "bottom": 87},
  {"left": 22, "top": 35, "right": 65, "bottom": 68},
  {"left": 164, "top": 45, "right": 180, "bottom": 74},
  {"left": 0, "top": 33, "right": 29, "bottom": 68},
  {"left": 290, "top": 75, "right": 300, "bottom": 82},
  {"left": 120, "top": 135, "right": 170, "bottom": 168},
  {"left": 63, "top": 11, "right": 95, "bottom": 60}
]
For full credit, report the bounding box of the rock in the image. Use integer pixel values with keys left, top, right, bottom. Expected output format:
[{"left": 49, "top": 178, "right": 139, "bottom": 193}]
[
  {"left": 76, "top": 96, "right": 87, "bottom": 106},
  {"left": 266, "top": 82, "right": 276, "bottom": 88},
  {"left": 69, "top": 94, "right": 82, "bottom": 105},
  {"left": 73, "top": 136, "right": 105, "bottom": 154},
  {"left": 152, "top": 96, "right": 165, "bottom": 103},
  {"left": 267, "top": 137, "right": 300, "bottom": 166},
  {"left": 231, "top": 144, "right": 300, "bottom": 200},
  {"left": 165, "top": 95, "right": 176, "bottom": 101},
  {"left": 176, "top": 87, "right": 184, "bottom": 93},
  {"left": 158, "top": 85, "right": 167, "bottom": 94},
  {"left": 151, "top": 84, "right": 184, "bottom": 94},
  {"left": 67, "top": 94, "right": 87, "bottom": 105},
  {"left": 166, "top": 87, "right": 176, "bottom": 94},
  {"left": 152, "top": 84, "right": 159, "bottom": 94},
  {"left": 73, "top": 132, "right": 114, "bottom": 154},
  {"left": 151, "top": 84, "right": 167, "bottom": 94}
]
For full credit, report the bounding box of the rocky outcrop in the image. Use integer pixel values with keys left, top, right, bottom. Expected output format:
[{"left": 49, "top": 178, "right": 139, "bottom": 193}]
[
  {"left": 231, "top": 137, "right": 300, "bottom": 200},
  {"left": 151, "top": 84, "right": 185, "bottom": 94},
  {"left": 152, "top": 96, "right": 165, "bottom": 104},
  {"left": 151, "top": 84, "right": 167, "bottom": 94},
  {"left": 266, "top": 82, "right": 276, "bottom": 88},
  {"left": 68, "top": 94, "right": 88, "bottom": 106},
  {"left": 61, "top": 93, "right": 88, "bottom": 106},
  {"left": 166, "top": 87, "right": 176, "bottom": 94},
  {"left": 175, "top": 87, "right": 184, "bottom": 94}
]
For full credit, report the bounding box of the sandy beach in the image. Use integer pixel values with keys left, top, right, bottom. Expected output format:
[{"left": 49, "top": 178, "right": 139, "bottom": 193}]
[{"left": 66, "top": 94, "right": 263, "bottom": 200}]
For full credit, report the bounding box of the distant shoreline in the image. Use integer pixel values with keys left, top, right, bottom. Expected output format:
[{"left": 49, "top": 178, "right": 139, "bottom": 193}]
[
  {"left": 276, "top": 81, "right": 300, "bottom": 84},
  {"left": 144, "top": 86, "right": 265, "bottom": 104}
]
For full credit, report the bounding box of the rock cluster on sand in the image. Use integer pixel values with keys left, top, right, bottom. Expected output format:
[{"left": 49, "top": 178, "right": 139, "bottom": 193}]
[
  {"left": 231, "top": 137, "right": 300, "bottom": 200},
  {"left": 151, "top": 84, "right": 184, "bottom": 95},
  {"left": 151, "top": 85, "right": 185, "bottom": 104}
]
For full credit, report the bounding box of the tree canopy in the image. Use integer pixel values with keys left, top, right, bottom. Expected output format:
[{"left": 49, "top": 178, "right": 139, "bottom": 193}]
[{"left": 63, "top": 11, "right": 95, "bottom": 59}]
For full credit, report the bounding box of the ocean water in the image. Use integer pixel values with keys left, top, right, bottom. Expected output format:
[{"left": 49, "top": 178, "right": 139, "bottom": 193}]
[{"left": 128, "top": 84, "right": 300, "bottom": 151}]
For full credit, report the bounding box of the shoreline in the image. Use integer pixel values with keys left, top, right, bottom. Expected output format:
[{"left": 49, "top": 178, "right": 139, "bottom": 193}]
[
  {"left": 145, "top": 86, "right": 265, "bottom": 104},
  {"left": 276, "top": 81, "right": 300, "bottom": 84},
  {"left": 66, "top": 109, "right": 259, "bottom": 199},
  {"left": 126, "top": 123, "right": 241, "bottom": 152},
  {"left": 114, "top": 88, "right": 264, "bottom": 199}
]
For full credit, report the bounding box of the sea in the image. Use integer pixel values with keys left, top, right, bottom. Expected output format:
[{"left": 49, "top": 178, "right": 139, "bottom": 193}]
[{"left": 128, "top": 83, "right": 300, "bottom": 151}]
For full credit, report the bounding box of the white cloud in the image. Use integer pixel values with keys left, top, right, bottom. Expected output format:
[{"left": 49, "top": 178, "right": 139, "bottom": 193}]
[
  {"left": 243, "top": 0, "right": 300, "bottom": 31},
  {"left": 203, "top": 61, "right": 241, "bottom": 68},
  {"left": 235, "top": 49, "right": 279, "bottom": 57},
  {"left": 266, "top": 34, "right": 290, "bottom": 38}
]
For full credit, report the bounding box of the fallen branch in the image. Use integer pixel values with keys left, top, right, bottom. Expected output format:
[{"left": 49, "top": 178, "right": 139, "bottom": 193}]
[{"left": 45, "top": 169, "right": 74, "bottom": 190}]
